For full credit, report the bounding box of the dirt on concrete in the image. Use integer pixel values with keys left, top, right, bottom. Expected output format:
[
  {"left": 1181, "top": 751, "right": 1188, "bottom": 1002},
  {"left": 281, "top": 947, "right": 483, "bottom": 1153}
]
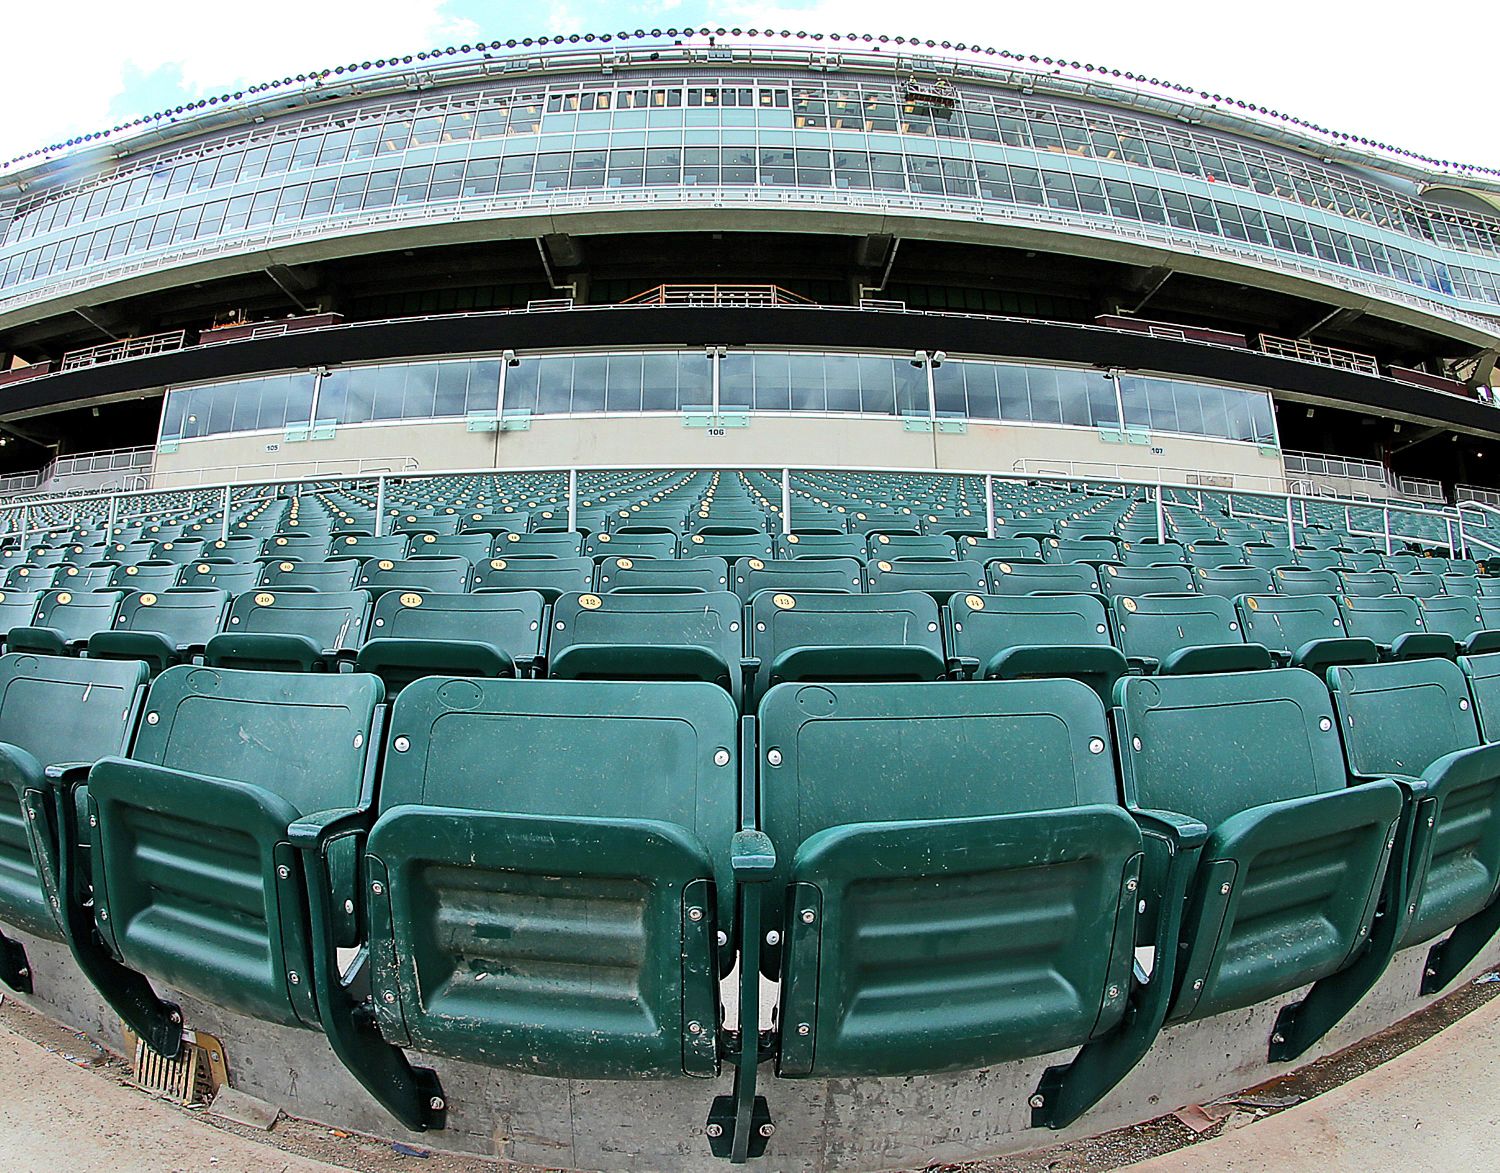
[{"left": 2, "top": 970, "right": 1498, "bottom": 1173}]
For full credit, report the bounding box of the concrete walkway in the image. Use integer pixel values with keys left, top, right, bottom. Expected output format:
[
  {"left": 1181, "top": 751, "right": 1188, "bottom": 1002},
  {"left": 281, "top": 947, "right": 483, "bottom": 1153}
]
[
  {"left": 1127, "top": 992, "right": 1500, "bottom": 1171},
  {"left": 0, "top": 1014, "right": 340, "bottom": 1173}
]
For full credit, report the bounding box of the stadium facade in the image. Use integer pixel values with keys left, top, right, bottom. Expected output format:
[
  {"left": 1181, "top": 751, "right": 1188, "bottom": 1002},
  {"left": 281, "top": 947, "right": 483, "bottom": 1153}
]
[
  {"left": 2, "top": 30, "right": 1500, "bottom": 1173},
  {"left": 0, "top": 29, "right": 1497, "bottom": 501}
]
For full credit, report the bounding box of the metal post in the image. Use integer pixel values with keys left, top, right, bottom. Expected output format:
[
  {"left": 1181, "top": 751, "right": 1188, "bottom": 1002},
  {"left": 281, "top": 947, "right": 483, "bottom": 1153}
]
[
  {"left": 220, "top": 483, "right": 231, "bottom": 541},
  {"left": 1227, "top": 494, "right": 1235, "bottom": 518},
  {"left": 1299, "top": 499, "right": 1307, "bottom": 527},
  {"left": 984, "top": 474, "right": 996, "bottom": 540},
  {"left": 374, "top": 475, "right": 387, "bottom": 537},
  {"left": 1383, "top": 506, "right": 1392, "bottom": 555},
  {"left": 1445, "top": 517, "right": 1456, "bottom": 558},
  {"left": 1155, "top": 479, "right": 1166, "bottom": 544},
  {"left": 780, "top": 468, "right": 792, "bottom": 536},
  {"left": 567, "top": 468, "right": 578, "bottom": 532},
  {"left": 1344, "top": 505, "right": 1352, "bottom": 534},
  {"left": 18, "top": 505, "right": 27, "bottom": 550},
  {"left": 1459, "top": 510, "right": 1469, "bottom": 560},
  {"left": 106, "top": 494, "right": 117, "bottom": 545},
  {"left": 1285, "top": 496, "right": 1296, "bottom": 548}
]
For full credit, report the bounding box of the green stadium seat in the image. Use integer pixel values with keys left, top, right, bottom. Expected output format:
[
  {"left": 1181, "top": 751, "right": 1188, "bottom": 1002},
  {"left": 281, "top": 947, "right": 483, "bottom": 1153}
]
[
  {"left": 583, "top": 532, "right": 680, "bottom": 560},
  {"left": 0, "top": 591, "right": 41, "bottom": 642},
  {"left": 1236, "top": 594, "right": 1377, "bottom": 674},
  {"left": 1418, "top": 597, "right": 1500, "bottom": 654},
  {"left": 51, "top": 666, "right": 445, "bottom": 1132},
  {"left": 1185, "top": 541, "right": 1243, "bottom": 570},
  {"left": 1317, "top": 658, "right": 1500, "bottom": 1011},
  {"left": 548, "top": 591, "right": 743, "bottom": 699},
  {"left": 472, "top": 556, "right": 595, "bottom": 601},
  {"left": 744, "top": 590, "right": 946, "bottom": 705},
  {"left": 684, "top": 528, "right": 775, "bottom": 561},
  {"left": 1336, "top": 570, "right": 1399, "bottom": 597},
  {"left": 2, "top": 566, "right": 55, "bottom": 591},
  {"left": 866, "top": 558, "right": 987, "bottom": 601},
  {"left": 147, "top": 540, "right": 206, "bottom": 565},
  {"left": 946, "top": 592, "right": 1126, "bottom": 701},
  {"left": 8, "top": 589, "right": 128, "bottom": 656},
  {"left": 392, "top": 514, "right": 459, "bottom": 536},
  {"left": 987, "top": 560, "right": 1100, "bottom": 595},
  {"left": 1273, "top": 566, "right": 1341, "bottom": 595},
  {"left": 494, "top": 531, "right": 585, "bottom": 557},
  {"left": 776, "top": 533, "right": 865, "bottom": 560},
  {"left": 356, "top": 556, "right": 473, "bottom": 598},
  {"left": 1100, "top": 564, "right": 1194, "bottom": 598},
  {"left": 1442, "top": 574, "right": 1481, "bottom": 597},
  {"left": 205, "top": 590, "right": 372, "bottom": 672},
  {"left": 1293, "top": 549, "right": 1342, "bottom": 571},
  {"left": 364, "top": 677, "right": 736, "bottom": 1080},
  {"left": 54, "top": 562, "right": 120, "bottom": 591},
  {"left": 87, "top": 588, "right": 229, "bottom": 673},
  {"left": 756, "top": 678, "right": 1187, "bottom": 1138},
  {"left": 327, "top": 534, "right": 411, "bottom": 561},
  {"left": 410, "top": 532, "right": 493, "bottom": 563},
  {"left": 353, "top": 590, "right": 545, "bottom": 692},
  {"left": 1193, "top": 565, "right": 1273, "bottom": 598},
  {"left": 597, "top": 556, "right": 729, "bottom": 593},
  {"left": 260, "top": 533, "right": 327, "bottom": 559},
  {"left": 957, "top": 536, "right": 1043, "bottom": 562},
  {"left": 0, "top": 655, "right": 148, "bottom": 988},
  {"left": 108, "top": 562, "right": 181, "bottom": 593},
  {"left": 1109, "top": 593, "right": 1268, "bottom": 674},
  {"left": 1115, "top": 669, "right": 1403, "bottom": 1062},
  {"left": 1116, "top": 541, "right": 1187, "bottom": 567},
  {"left": 258, "top": 558, "right": 362, "bottom": 592},
  {"left": 1337, "top": 595, "right": 1456, "bottom": 660},
  {"left": 865, "top": 533, "right": 958, "bottom": 561},
  {"left": 732, "top": 556, "right": 863, "bottom": 601},
  {"left": 1241, "top": 544, "right": 1296, "bottom": 572},
  {"left": 1396, "top": 572, "right": 1446, "bottom": 599},
  {"left": 1043, "top": 537, "right": 1120, "bottom": 566},
  {"left": 1382, "top": 553, "right": 1422, "bottom": 574},
  {"left": 177, "top": 560, "right": 260, "bottom": 594}
]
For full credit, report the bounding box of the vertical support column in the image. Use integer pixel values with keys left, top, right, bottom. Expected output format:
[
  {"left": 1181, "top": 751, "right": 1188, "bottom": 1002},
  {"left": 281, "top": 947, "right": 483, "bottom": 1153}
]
[
  {"left": 220, "top": 483, "right": 231, "bottom": 542},
  {"left": 1155, "top": 478, "right": 1166, "bottom": 544},
  {"left": 1383, "top": 506, "right": 1393, "bottom": 555},
  {"left": 106, "top": 494, "right": 118, "bottom": 546},
  {"left": 1227, "top": 493, "right": 1235, "bottom": 518},
  {"left": 374, "top": 475, "right": 387, "bottom": 537},
  {"left": 1285, "top": 496, "right": 1296, "bottom": 548},
  {"left": 1458, "top": 510, "right": 1469, "bottom": 560},
  {"left": 1299, "top": 499, "right": 1308, "bottom": 526},
  {"left": 985, "top": 474, "right": 996, "bottom": 540},
  {"left": 709, "top": 347, "right": 722, "bottom": 417},
  {"left": 1446, "top": 517, "right": 1456, "bottom": 558},
  {"left": 923, "top": 354, "right": 937, "bottom": 423},
  {"left": 18, "top": 505, "right": 28, "bottom": 550},
  {"left": 780, "top": 468, "right": 792, "bottom": 536},
  {"left": 567, "top": 468, "right": 578, "bottom": 533},
  {"left": 1345, "top": 505, "right": 1352, "bottom": 534}
]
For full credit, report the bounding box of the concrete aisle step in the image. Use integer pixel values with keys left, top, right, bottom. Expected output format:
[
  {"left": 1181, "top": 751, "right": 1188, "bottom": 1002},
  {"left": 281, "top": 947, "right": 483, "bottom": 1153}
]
[
  {"left": 1126, "top": 991, "right": 1500, "bottom": 1171},
  {"left": 0, "top": 1016, "right": 342, "bottom": 1173}
]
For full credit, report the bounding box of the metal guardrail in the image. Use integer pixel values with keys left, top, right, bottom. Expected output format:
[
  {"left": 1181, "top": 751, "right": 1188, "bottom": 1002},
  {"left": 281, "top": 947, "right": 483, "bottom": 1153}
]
[
  {"left": 1282, "top": 449, "right": 1388, "bottom": 484},
  {"left": 620, "top": 284, "right": 817, "bottom": 308},
  {"left": 1258, "top": 335, "right": 1381, "bottom": 376},
  {"left": 59, "top": 330, "right": 187, "bottom": 371}
]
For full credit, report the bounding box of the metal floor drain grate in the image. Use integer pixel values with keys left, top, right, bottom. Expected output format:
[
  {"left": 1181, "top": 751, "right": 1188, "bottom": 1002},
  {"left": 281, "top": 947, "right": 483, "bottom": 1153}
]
[{"left": 121, "top": 1023, "right": 228, "bottom": 1106}]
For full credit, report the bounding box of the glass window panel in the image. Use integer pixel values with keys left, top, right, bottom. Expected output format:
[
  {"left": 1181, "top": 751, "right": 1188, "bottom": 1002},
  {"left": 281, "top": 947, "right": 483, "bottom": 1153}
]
[
  {"left": 467, "top": 361, "right": 501, "bottom": 415},
  {"left": 752, "top": 353, "right": 791, "bottom": 411},
  {"left": 503, "top": 362, "right": 539, "bottom": 415},
  {"left": 1055, "top": 367, "right": 1093, "bottom": 426},
  {"left": 640, "top": 354, "right": 678, "bottom": 411},
  {"left": 534, "top": 357, "right": 572, "bottom": 415},
  {"left": 570, "top": 355, "right": 607, "bottom": 412},
  {"left": 793, "top": 353, "right": 833, "bottom": 412},
  {"left": 996, "top": 365, "right": 1028, "bottom": 420},
  {"left": 1172, "top": 381, "right": 1205, "bottom": 435},
  {"left": 604, "top": 354, "right": 643, "bottom": 412},
  {"left": 932, "top": 363, "right": 966, "bottom": 416},
  {"left": 1119, "top": 375, "right": 1150, "bottom": 429},
  {"left": 433, "top": 362, "right": 469, "bottom": 416},
  {"left": 1026, "top": 367, "right": 1063, "bottom": 423},
  {"left": 1088, "top": 373, "right": 1119, "bottom": 428},
  {"left": 1200, "top": 383, "right": 1230, "bottom": 438},
  {"left": 369, "top": 365, "right": 408, "bottom": 420},
  {"left": 965, "top": 362, "right": 1002, "bottom": 420},
  {"left": 718, "top": 354, "right": 752, "bottom": 409},
  {"left": 403, "top": 364, "right": 438, "bottom": 419},
  {"left": 856, "top": 356, "right": 897, "bottom": 415}
]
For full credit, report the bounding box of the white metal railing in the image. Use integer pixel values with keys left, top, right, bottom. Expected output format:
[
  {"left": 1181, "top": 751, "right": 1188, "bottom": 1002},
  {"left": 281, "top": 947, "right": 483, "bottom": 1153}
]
[
  {"left": 0, "top": 461, "right": 1477, "bottom": 560},
  {"left": 1258, "top": 334, "right": 1382, "bottom": 376},
  {"left": 1395, "top": 475, "right": 1446, "bottom": 502},
  {"left": 1457, "top": 483, "right": 1500, "bottom": 508},
  {"left": 1282, "top": 449, "right": 1388, "bottom": 484},
  {"left": 59, "top": 329, "right": 187, "bottom": 371},
  {"left": 48, "top": 445, "right": 154, "bottom": 479},
  {"left": 4, "top": 183, "right": 1497, "bottom": 338}
]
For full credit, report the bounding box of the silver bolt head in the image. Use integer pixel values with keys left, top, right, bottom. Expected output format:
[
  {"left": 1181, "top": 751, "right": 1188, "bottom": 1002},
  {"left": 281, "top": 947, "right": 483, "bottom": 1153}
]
[
  {"left": 371, "top": 880, "right": 384, "bottom": 895},
  {"left": 288, "top": 971, "right": 300, "bottom": 985},
  {"left": 688, "top": 907, "right": 704, "bottom": 922},
  {"left": 1192, "top": 979, "right": 1204, "bottom": 990},
  {"left": 758, "top": 1123, "right": 775, "bottom": 1137},
  {"left": 765, "top": 929, "right": 781, "bottom": 946},
  {"left": 1107, "top": 985, "right": 1120, "bottom": 998},
  {"left": 713, "top": 749, "right": 730, "bottom": 767},
  {"left": 394, "top": 736, "right": 411, "bottom": 752},
  {"left": 767, "top": 748, "right": 783, "bottom": 766},
  {"left": 1220, "top": 882, "right": 1232, "bottom": 895},
  {"left": 382, "top": 991, "right": 396, "bottom": 1003},
  {"left": 800, "top": 909, "right": 815, "bottom": 924},
  {"left": 276, "top": 865, "right": 290, "bottom": 879},
  {"left": 344, "top": 899, "right": 355, "bottom": 914},
  {"left": 688, "top": 1021, "right": 702, "bottom": 1034},
  {"left": 797, "top": 1023, "right": 811, "bottom": 1036},
  {"left": 169, "top": 1010, "right": 181, "bottom": 1023},
  {"left": 706, "top": 1124, "right": 724, "bottom": 1138},
  {"left": 716, "top": 931, "right": 728, "bottom": 946},
  {"left": 1271, "top": 1032, "right": 1285, "bottom": 1044},
  {"left": 429, "top": 1096, "right": 445, "bottom": 1111},
  {"left": 1125, "top": 878, "right": 1137, "bottom": 892},
  {"left": 1028, "top": 1094, "right": 1046, "bottom": 1109}
]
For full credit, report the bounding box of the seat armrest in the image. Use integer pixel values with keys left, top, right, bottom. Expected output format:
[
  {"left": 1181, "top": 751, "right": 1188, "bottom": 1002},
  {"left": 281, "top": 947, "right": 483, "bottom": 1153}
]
[
  {"left": 1130, "top": 807, "right": 1210, "bottom": 850},
  {"left": 731, "top": 829, "right": 776, "bottom": 880},
  {"left": 947, "top": 655, "right": 981, "bottom": 680},
  {"left": 42, "top": 762, "right": 94, "bottom": 789},
  {"left": 288, "top": 807, "right": 372, "bottom": 852}
]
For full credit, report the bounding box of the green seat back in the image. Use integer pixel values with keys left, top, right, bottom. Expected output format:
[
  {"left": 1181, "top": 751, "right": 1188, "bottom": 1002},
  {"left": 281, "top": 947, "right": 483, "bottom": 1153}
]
[
  {"left": 111, "top": 587, "right": 228, "bottom": 647},
  {"left": 89, "top": 667, "right": 382, "bottom": 1026},
  {"left": 760, "top": 679, "right": 1140, "bottom": 1075},
  {"left": 413, "top": 533, "right": 494, "bottom": 563},
  {"left": 1337, "top": 595, "right": 1427, "bottom": 647},
  {"left": 0, "top": 591, "right": 41, "bottom": 634},
  {"left": 0, "top": 654, "right": 148, "bottom": 938},
  {"left": 732, "top": 557, "right": 863, "bottom": 601},
  {"left": 1043, "top": 537, "right": 1119, "bottom": 565},
  {"left": 583, "top": 532, "right": 680, "bottom": 560},
  {"left": 598, "top": 557, "right": 729, "bottom": 593},
  {"left": 1111, "top": 593, "right": 1244, "bottom": 667},
  {"left": 1236, "top": 593, "right": 1346, "bottom": 658},
  {"left": 777, "top": 533, "right": 866, "bottom": 560},
  {"left": 1463, "top": 652, "right": 1500, "bottom": 740},
  {"left": 367, "top": 590, "right": 545, "bottom": 659},
  {"left": 220, "top": 589, "right": 371, "bottom": 653},
  {"left": 1274, "top": 567, "right": 1340, "bottom": 596},
  {"left": 867, "top": 558, "right": 987, "bottom": 599},
  {"left": 472, "top": 556, "right": 595, "bottom": 600},
  {"left": 683, "top": 531, "right": 774, "bottom": 561},
  {"left": 987, "top": 561, "right": 1100, "bottom": 595},
  {"left": 866, "top": 533, "right": 958, "bottom": 561},
  {"left": 327, "top": 534, "right": 410, "bottom": 562},
  {"left": 108, "top": 562, "right": 179, "bottom": 592},
  {"left": 366, "top": 677, "right": 737, "bottom": 1076},
  {"left": 1419, "top": 597, "right": 1484, "bottom": 642},
  {"left": 178, "top": 560, "right": 260, "bottom": 593},
  {"left": 957, "top": 536, "right": 1042, "bottom": 562},
  {"left": 259, "top": 559, "right": 361, "bottom": 591},
  {"left": 1116, "top": 540, "right": 1186, "bottom": 567},
  {"left": 1336, "top": 571, "right": 1398, "bottom": 597},
  {"left": 1117, "top": 668, "right": 1399, "bottom": 1018},
  {"left": 549, "top": 591, "right": 742, "bottom": 693},
  {"left": 357, "top": 556, "right": 472, "bottom": 596},
  {"left": 495, "top": 531, "right": 584, "bottom": 557},
  {"left": 1194, "top": 566, "right": 1272, "bottom": 598},
  {"left": 1101, "top": 565, "right": 1194, "bottom": 598},
  {"left": 1397, "top": 572, "right": 1445, "bottom": 599},
  {"left": 55, "top": 563, "right": 120, "bottom": 591},
  {"left": 30, "top": 590, "right": 127, "bottom": 647},
  {"left": 949, "top": 591, "right": 1113, "bottom": 658}
]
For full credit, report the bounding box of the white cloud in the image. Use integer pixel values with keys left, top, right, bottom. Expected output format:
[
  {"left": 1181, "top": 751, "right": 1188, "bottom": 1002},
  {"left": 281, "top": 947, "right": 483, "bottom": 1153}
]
[{"left": 0, "top": 0, "right": 480, "bottom": 161}]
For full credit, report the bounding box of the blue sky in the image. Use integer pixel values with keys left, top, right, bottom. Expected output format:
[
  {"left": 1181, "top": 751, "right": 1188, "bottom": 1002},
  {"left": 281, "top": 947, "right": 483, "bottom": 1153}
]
[{"left": 2, "top": 1, "right": 1494, "bottom": 172}]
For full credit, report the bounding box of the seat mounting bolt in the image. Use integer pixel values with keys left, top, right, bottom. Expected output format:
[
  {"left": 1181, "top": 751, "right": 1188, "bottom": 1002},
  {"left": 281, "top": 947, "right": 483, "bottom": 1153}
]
[{"left": 1029, "top": 1094, "right": 1046, "bottom": 1109}]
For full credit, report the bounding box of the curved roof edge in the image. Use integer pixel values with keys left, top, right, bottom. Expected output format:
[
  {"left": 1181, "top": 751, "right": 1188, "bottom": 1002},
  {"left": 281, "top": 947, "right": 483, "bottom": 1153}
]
[{"left": 2, "top": 30, "right": 1496, "bottom": 199}]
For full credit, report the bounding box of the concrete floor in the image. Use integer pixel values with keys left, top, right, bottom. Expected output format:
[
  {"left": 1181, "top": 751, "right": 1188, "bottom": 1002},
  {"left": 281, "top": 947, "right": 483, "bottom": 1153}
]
[{"left": 1126, "top": 992, "right": 1500, "bottom": 1171}]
